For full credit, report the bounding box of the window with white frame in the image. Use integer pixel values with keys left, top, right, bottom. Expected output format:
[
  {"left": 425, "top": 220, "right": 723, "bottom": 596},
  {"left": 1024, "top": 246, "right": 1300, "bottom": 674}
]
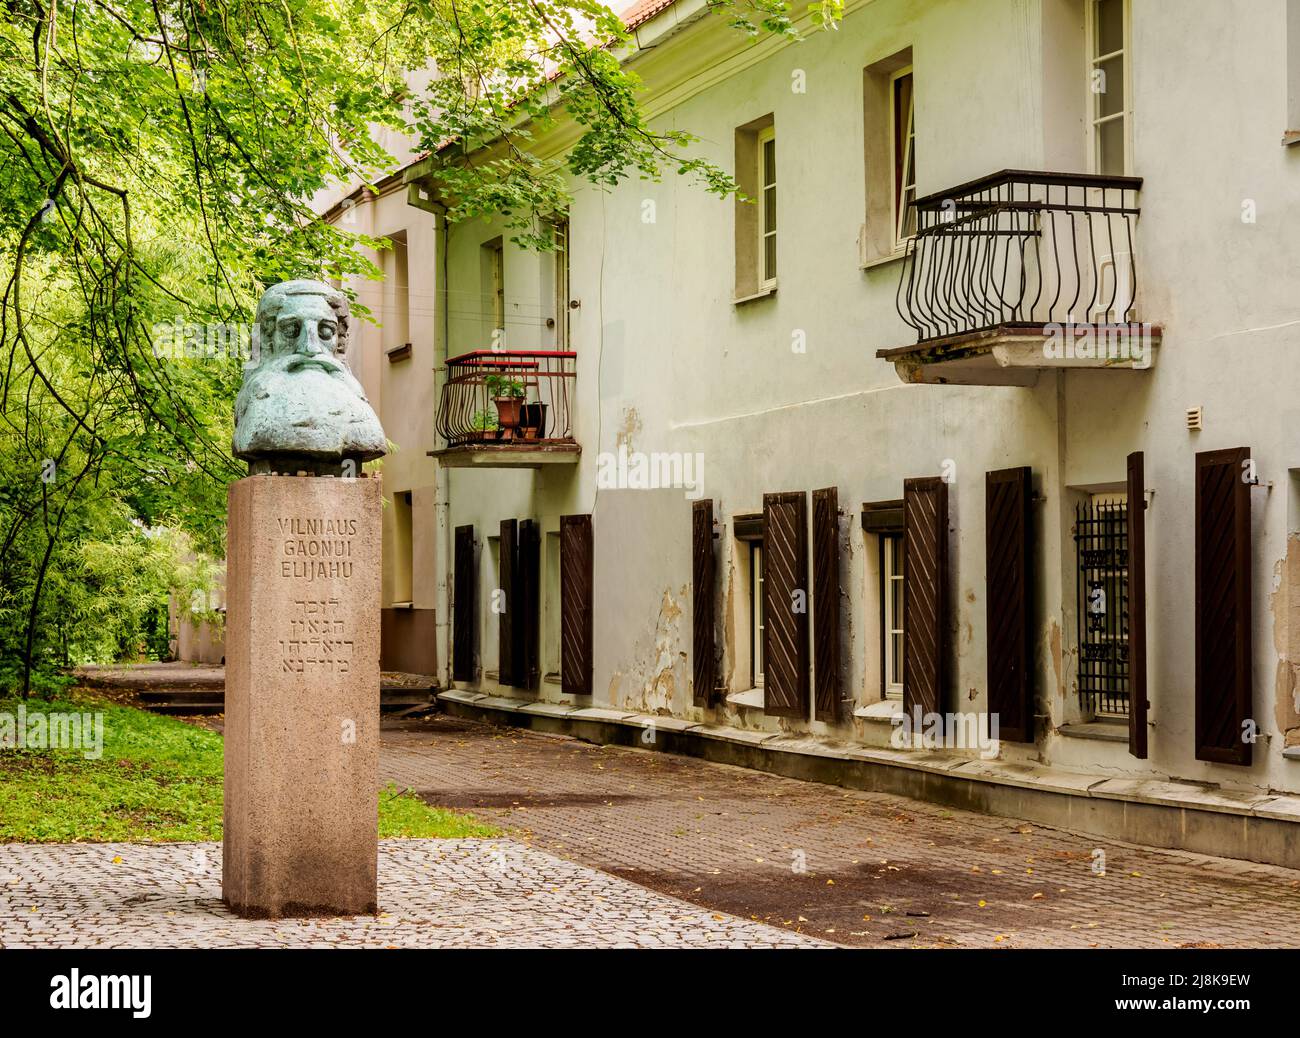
[
  {"left": 1287, "top": 0, "right": 1300, "bottom": 143},
  {"left": 733, "top": 114, "right": 776, "bottom": 298},
  {"left": 882, "top": 532, "right": 904, "bottom": 698},
  {"left": 757, "top": 126, "right": 777, "bottom": 287},
  {"left": 482, "top": 237, "right": 505, "bottom": 348},
  {"left": 751, "top": 542, "right": 765, "bottom": 687},
  {"left": 890, "top": 67, "right": 916, "bottom": 247},
  {"left": 552, "top": 218, "right": 570, "bottom": 349},
  {"left": 1088, "top": 0, "right": 1129, "bottom": 175}
]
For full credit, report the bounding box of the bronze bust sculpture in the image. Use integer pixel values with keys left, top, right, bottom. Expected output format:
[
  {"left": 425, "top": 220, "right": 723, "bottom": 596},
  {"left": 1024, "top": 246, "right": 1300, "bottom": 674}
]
[{"left": 233, "top": 280, "right": 386, "bottom": 473}]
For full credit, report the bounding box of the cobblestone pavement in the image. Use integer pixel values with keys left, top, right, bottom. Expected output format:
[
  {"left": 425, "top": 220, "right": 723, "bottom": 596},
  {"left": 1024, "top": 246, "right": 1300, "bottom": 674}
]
[
  {"left": 380, "top": 715, "right": 1300, "bottom": 949},
  {"left": 0, "top": 839, "right": 824, "bottom": 949}
]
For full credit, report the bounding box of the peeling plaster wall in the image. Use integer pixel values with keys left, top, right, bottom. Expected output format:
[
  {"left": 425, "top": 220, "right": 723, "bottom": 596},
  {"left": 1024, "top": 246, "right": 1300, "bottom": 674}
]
[{"left": 592, "top": 490, "right": 693, "bottom": 716}]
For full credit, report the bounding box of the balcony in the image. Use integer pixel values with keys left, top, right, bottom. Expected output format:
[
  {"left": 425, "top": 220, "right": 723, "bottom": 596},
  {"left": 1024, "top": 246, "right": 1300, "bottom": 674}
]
[
  {"left": 877, "top": 170, "right": 1161, "bottom": 386},
  {"left": 430, "top": 349, "right": 580, "bottom": 468}
]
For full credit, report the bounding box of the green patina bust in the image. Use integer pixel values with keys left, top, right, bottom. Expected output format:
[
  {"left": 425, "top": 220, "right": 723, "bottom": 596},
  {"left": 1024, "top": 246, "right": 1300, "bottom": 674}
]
[{"left": 234, "top": 280, "right": 386, "bottom": 474}]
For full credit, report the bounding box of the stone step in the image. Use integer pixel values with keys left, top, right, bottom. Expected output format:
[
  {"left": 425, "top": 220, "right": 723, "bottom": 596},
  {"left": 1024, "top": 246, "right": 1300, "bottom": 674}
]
[
  {"left": 379, "top": 687, "right": 436, "bottom": 713},
  {"left": 133, "top": 684, "right": 436, "bottom": 716},
  {"left": 146, "top": 701, "right": 227, "bottom": 715},
  {"left": 137, "top": 688, "right": 223, "bottom": 704}
]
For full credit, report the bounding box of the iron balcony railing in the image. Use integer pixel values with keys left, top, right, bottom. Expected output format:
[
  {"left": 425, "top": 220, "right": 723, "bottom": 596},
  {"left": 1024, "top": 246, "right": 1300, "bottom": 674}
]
[
  {"left": 895, "top": 170, "right": 1143, "bottom": 343},
  {"left": 435, "top": 349, "right": 576, "bottom": 449}
]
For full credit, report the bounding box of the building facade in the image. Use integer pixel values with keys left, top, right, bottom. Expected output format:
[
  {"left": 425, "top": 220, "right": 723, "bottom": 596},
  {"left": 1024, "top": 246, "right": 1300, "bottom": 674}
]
[{"left": 324, "top": 0, "right": 1300, "bottom": 833}]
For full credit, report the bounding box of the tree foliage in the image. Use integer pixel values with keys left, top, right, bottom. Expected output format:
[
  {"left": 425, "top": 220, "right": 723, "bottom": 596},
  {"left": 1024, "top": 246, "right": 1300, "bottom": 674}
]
[{"left": 0, "top": 0, "right": 817, "bottom": 695}]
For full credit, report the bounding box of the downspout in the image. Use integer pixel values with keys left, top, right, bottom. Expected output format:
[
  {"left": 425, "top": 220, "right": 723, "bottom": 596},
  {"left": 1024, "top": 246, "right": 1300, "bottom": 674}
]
[
  {"left": 408, "top": 183, "right": 454, "bottom": 689},
  {"left": 436, "top": 210, "right": 453, "bottom": 689}
]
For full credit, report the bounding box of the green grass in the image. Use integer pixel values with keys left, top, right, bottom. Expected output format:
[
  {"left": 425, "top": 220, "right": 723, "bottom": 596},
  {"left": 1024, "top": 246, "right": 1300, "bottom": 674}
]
[
  {"left": 0, "top": 690, "right": 498, "bottom": 843},
  {"left": 378, "top": 784, "right": 497, "bottom": 839}
]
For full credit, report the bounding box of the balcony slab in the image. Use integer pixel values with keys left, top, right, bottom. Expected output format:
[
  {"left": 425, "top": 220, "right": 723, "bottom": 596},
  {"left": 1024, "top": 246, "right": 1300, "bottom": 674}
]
[
  {"left": 877, "top": 323, "right": 1161, "bottom": 387},
  {"left": 429, "top": 442, "right": 582, "bottom": 469}
]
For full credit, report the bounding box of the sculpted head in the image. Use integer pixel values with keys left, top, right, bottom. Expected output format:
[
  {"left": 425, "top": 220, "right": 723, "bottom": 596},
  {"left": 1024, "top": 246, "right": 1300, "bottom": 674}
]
[{"left": 233, "top": 280, "right": 386, "bottom": 469}]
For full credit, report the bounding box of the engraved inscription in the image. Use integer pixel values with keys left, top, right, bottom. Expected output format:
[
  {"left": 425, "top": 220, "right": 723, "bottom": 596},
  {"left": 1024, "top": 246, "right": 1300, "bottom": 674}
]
[
  {"left": 280, "top": 597, "right": 354, "bottom": 673},
  {"left": 278, "top": 516, "right": 356, "bottom": 579}
]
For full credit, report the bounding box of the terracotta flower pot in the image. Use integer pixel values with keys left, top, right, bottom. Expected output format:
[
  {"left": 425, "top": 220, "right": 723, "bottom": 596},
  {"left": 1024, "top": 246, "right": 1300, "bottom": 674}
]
[{"left": 494, "top": 397, "right": 522, "bottom": 426}]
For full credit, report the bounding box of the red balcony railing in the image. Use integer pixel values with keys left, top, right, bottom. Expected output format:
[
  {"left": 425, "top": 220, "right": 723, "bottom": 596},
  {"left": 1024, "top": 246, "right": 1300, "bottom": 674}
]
[{"left": 435, "top": 349, "right": 576, "bottom": 449}]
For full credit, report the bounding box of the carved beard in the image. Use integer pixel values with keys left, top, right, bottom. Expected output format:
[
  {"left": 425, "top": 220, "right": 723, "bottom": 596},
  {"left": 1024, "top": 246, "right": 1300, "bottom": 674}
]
[{"left": 233, "top": 351, "right": 386, "bottom": 462}]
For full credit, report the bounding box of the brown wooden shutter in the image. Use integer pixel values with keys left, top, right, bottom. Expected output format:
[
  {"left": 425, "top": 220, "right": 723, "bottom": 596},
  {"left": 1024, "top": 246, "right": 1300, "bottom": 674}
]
[
  {"left": 903, "top": 477, "right": 948, "bottom": 716},
  {"left": 518, "top": 519, "right": 541, "bottom": 688},
  {"left": 560, "top": 513, "right": 594, "bottom": 696},
  {"left": 692, "top": 499, "right": 716, "bottom": 707},
  {"left": 763, "top": 491, "right": 809, "bottom": 718},
  {"left": 812, "top": 487, "right": 841, "bottom": 722},
  {"left": 1127, "top": 452, "right": 1148, "bottom": 759},
  {"left": 1195, "top": 447, "right": 1252, "bottom": 765},
  {"left": 985, "top": 467, "right": 1034, "bottom": 742},
  {"left": 498, "top": 519, "right": 518, "bottom": 686},
  {"left": 452, "top": 524, "right": 476, "bottom": 683}
]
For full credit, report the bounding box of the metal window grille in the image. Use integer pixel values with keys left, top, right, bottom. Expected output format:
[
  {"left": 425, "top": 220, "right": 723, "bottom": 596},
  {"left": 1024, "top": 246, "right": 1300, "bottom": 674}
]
[{"left": 1074, "top": 496, "right": 1129, "bottom": 715}]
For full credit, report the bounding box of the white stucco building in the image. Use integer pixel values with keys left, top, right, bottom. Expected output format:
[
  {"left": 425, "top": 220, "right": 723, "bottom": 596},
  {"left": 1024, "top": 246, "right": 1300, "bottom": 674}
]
[{"left": 324, "top": 0, "right": 1300, "bottom": 866}]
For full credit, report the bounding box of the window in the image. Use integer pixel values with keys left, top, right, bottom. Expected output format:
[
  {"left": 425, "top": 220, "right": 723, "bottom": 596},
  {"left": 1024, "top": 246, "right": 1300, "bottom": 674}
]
[
  {"left": 486, "top": 534, "right": 502, "bottom": 675},
  {"left": 543, "top": 530, "right": 561, "bottom": 681},
  {"left": 890, "top": 67, "right": 916, "bottom": 246},
  {"left": 751, "top": 542, "right": 765, "bottom": 686},
  {"left": 553, "top": 218, "right": 570, "bottom": 349},
  {"left": 392, "top": 491, "right": 413, "bottom": 606},
  {"left": 1288, "top": 0, "right": 1300, "bottom": 143},
  {"left": 881, "top": 532, "right": 904, "bottom": 698},
  {"left": 1074, "top": 493, "right": 1129, "bottom": 716},
  {"left": 1087, "top": 0, "right": 1129, "bottom": 175},
  {"left": 732, "top": 114, "right": 775, "bottom": 300},
  {"left": 381, "top": 232, "right": 410, "bottom": 349},
  {"left": 757, "top": 126, "right": 777, "bottom": 287},
  {"left": 482, "top": 237, "right": 505, "bottom": 348},
  {"left": 861, "top": 47, "right": 913, "bottom": 265}
]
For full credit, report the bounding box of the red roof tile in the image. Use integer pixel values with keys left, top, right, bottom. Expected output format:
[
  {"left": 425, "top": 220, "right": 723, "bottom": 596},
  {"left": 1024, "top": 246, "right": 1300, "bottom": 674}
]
[{"left": 621, "top": 0, "right": 680, "bottom": 29}]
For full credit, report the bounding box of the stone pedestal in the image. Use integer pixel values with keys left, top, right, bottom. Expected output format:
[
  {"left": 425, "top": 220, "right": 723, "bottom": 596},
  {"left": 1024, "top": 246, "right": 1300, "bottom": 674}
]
[{"left": 223, "top": 473, "right": 381, "bottom": 918}]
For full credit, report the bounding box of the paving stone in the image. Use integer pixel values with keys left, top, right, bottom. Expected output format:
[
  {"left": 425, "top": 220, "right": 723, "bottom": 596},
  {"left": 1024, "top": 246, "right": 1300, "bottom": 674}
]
[
  {"left": 379, "top": 714, "right": 1300, "bottom": 949},
  {"left": 0, "top": 839, "right": 823, "bottom": 949}
]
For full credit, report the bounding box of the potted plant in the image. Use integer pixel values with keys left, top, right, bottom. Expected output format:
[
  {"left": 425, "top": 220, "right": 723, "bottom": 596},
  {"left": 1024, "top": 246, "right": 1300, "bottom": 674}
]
[
  {"left": 468, "top": 409, "right": 499, "bottom": 443},
  {"left": 485, "top": 373, "right": 525, "bottom": 438}
]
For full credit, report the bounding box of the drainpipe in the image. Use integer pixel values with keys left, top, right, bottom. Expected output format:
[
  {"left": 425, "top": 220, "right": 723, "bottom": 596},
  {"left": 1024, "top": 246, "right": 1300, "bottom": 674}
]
[
  {"left": 434, "top": 208, "right": 453, "bottom": 690},
  {"left": 409, "top": 183, "right": 455, "bottom": 689}
]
